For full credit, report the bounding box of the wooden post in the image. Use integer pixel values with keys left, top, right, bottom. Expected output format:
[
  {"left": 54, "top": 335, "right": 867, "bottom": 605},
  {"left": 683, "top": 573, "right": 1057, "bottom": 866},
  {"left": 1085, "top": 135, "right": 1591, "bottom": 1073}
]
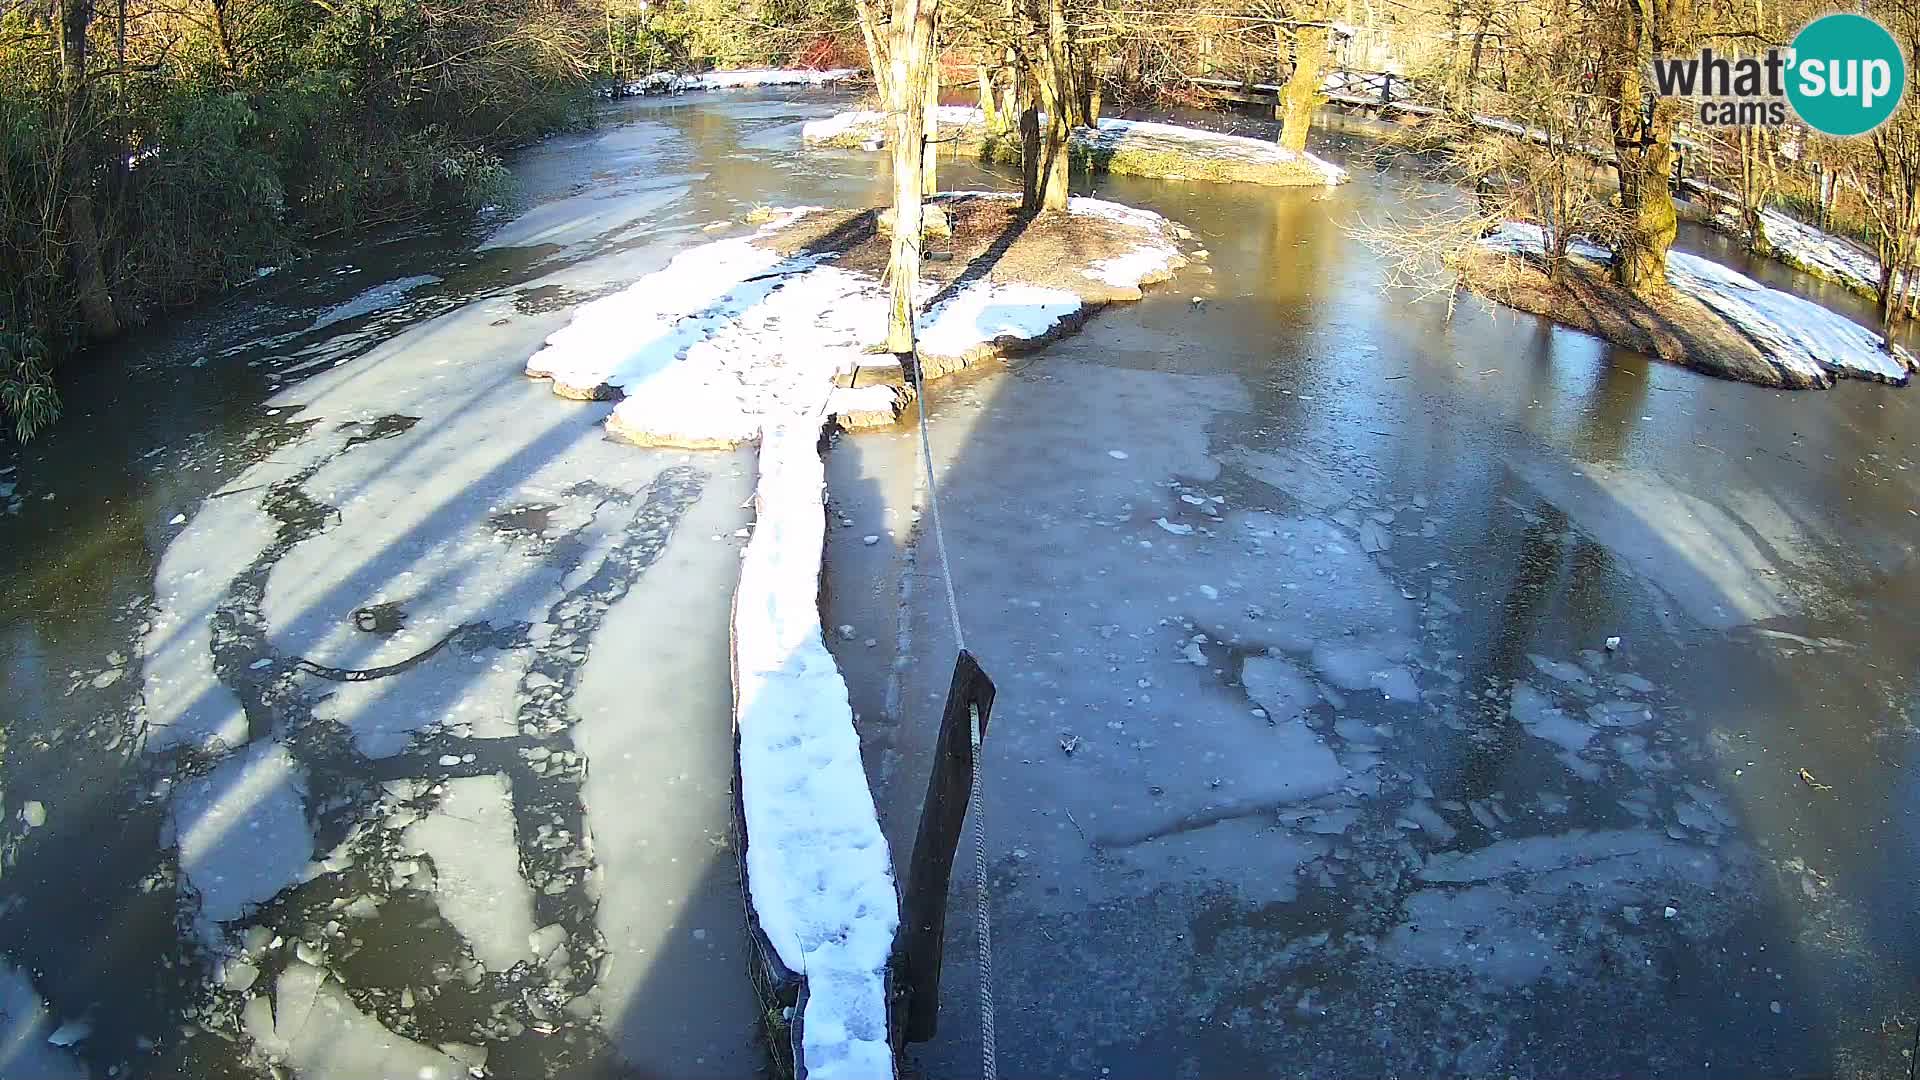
[{"left": 899, "top": 650, "right": 996, "bottom": 1043}]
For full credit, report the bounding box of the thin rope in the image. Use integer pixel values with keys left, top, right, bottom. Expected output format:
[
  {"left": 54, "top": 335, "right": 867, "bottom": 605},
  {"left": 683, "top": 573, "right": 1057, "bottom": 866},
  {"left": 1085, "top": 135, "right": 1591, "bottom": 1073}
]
[
  {"left": 908, "top": 349, "right": 965, "bottom": 654},
  {"left": 906, "top": 347, "right": 993, "bottom": 1080}
]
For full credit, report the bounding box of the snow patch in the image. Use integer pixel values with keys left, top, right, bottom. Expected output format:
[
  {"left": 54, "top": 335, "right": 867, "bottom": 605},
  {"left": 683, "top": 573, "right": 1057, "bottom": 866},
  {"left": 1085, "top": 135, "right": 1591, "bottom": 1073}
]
[
  {"left": 525, "top": 208, "right": 821, "bottom": 398},
  {"left": 734, "top": 424, "right": 896, "bottom": 1080},
  {"left": 1689, "top": 180, "right": 1888, "bottom": 297},
  {"left": 1481, "top": 222, "right": 1915, "bottom": 386},
  {"left": 918, "top": 282, "right": 1083, "bottom": 360}
]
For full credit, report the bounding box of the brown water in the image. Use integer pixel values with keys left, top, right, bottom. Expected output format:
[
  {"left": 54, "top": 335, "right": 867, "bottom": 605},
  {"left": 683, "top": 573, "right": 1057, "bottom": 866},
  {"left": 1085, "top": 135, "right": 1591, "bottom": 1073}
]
[{"left": 0, "top": 90, "right": 1913, "bottom": 1079}]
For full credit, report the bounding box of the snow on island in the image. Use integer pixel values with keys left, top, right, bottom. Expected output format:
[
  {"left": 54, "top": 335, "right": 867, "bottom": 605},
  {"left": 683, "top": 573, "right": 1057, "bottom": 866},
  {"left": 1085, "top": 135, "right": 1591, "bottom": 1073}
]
[
  {"left": 803, "top": 106, "right": 1348, "bottom": 187},
  {"left": 623, "top": 67, "right": 860, "bottom": 96},
  {"left": 525, "top": 193, "right": 1189, "bottom": 1078},
  {"left": 1474, "top": 222, "right": 1915, "bottom": 390}
]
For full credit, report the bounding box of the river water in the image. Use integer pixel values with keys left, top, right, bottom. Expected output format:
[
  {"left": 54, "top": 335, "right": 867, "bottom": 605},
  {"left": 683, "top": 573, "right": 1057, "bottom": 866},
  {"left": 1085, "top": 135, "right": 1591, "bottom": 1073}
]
[{"left": 0, "top": 90, "right": 1913, "bottom": 1079}]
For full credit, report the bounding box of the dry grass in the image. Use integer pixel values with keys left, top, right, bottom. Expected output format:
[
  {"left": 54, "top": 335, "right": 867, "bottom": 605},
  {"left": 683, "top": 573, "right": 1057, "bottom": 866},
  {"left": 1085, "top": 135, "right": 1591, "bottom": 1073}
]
[{"left": 1457, "top": 247, "right": 1830, "bottom": 390}]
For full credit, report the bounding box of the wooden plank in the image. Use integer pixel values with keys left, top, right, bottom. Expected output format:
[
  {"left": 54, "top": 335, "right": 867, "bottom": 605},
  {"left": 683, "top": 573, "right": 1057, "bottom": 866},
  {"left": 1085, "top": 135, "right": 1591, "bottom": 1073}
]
[{"left": 898, "top": 650, "right": 996, "bottom": 1043}]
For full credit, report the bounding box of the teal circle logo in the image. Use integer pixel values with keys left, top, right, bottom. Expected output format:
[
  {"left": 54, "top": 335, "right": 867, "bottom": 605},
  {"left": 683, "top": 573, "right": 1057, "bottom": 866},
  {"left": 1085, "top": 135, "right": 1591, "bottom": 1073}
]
[{"left": 1787, "top": 14, "right": 1906, "bottom": 136}]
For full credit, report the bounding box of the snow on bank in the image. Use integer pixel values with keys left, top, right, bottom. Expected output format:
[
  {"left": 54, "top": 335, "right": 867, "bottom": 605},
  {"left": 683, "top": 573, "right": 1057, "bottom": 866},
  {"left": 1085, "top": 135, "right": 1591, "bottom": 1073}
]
[
  {"left": 526, "top": 194, "right": 1186, "bottom": 1077},
  {"left": 1481, "top": 222, "right": 1915, "bottom": 387},
  {"left": 1686, "top": 180, "right": 1887, "bottom": 298},
  {"left": 1083, "top": 115, "right": 1349, "bottom": 185},
  {"left": 733, "top": 422, "right": 895, "bottom": 1080},
  {"left": 625, "top": 68, "right": 859, "bottom": 96},
  {"left": 1070, "top": 195, "right": 1188, "bottom": 287},
  {"left": 525, "top": 208, "right": 822, "bottom": 399},
  {"left": 802, "top": 106, "right": 1348, "bottom": 186}
]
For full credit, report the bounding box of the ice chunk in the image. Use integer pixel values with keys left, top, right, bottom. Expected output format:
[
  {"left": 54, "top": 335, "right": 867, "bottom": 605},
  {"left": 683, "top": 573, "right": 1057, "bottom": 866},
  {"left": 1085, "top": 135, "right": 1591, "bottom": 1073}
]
[
  {"left": 1242, "top": 654, "right": 1315, "bottom": 722},
  {"left": 0, "top": 962, "right": 88, "bottom": 1080},
  {"left": 1510, "top": 682, "right": 1594, "bottom": 753},
  {"left": 1311, "top": 643, "right": 1418, "bottom": 702},
  {"left": 246, "top": 961, "right": 466, "bottom": 1080},
  {"left": 168, "top": 740, "right": 314, "bottom": 936},
  {"left": 403, "top": 774, "right": 537, "bottom": 973},
  {"left": 1227, "top": 448, "right": 1351, "bottom": 511}
]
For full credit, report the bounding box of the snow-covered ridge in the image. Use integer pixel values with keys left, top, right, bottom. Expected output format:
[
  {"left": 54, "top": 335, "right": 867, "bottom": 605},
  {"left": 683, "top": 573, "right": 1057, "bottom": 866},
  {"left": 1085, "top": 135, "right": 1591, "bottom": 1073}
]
[
  {"left": 623, "top": 67, "right": 860, "bottom": 96},
  {"left": 524, "top": 194, "right": 1189, "bottom": 1078},
  {"left": 1480, "top": 222, "right": 1915, "bottom": 387},
  {"left": 802, "top": 106, "right": 1348, "bottom": 186}
]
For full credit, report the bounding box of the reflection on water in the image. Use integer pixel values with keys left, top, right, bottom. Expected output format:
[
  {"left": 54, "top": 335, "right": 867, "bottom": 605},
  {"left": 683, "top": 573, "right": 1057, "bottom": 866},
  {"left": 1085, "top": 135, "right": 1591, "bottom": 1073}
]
[
  {"left": 0, "top": 89, "right": 1914, "bottom": 1079},
  {"left": 852, "top": 105, "right": 1917, "bottom": 1078}
]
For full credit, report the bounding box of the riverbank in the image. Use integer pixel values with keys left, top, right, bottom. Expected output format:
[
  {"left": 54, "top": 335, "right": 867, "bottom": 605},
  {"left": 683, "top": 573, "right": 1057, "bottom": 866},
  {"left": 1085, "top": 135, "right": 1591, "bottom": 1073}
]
[
  {"left": 523, "top": 188, "right": 1189, "bottom": 1078},
  {"left": 804, "top": 107, "right": 1346, "bottom": 187},
  {"left": 618, "top": 67, "right": 861, "bottom": 97},
  {"left": 1680, "top": 180, "right": 1895, "bottom": 305},
  {"left": 1460, "top": 223, "right": 1915, "bottom": 390},
  {"left": 5, "top": 86, "right": 1917, "bottom": 1080}
]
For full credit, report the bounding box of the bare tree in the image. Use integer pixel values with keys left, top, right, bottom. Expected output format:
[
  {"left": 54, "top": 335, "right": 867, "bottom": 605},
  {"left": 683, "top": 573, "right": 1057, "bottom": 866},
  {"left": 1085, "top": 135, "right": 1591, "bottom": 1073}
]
[
  {"left": 855, "top": 0, "right": 943, "bottom": 350},
  {"left": 1606, "top": 0, "right": 1691, "bottom": 296},
  {"left": 54, "top": 0, "right": 119, "bottom": 337},
  {"left": 1276, "top": 13, "right": 1329, "bottom": 152}
]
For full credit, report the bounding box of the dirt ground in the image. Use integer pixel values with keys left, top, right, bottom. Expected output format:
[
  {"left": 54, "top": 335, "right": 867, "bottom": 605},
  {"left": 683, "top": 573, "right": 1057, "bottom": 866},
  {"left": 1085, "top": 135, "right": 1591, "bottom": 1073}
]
[
  {"left": 1457, "top": 247, "right": 1829, "bottom": 389},
  {"left": 761, "top": 193, "right": 1188, "bottom": 305}
]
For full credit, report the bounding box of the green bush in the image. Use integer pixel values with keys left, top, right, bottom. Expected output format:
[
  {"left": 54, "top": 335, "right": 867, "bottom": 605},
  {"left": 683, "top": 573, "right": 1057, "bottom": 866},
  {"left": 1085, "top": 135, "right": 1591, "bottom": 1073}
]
[{"left": 0, "top": 0, "right": 595, "bottom": 441}]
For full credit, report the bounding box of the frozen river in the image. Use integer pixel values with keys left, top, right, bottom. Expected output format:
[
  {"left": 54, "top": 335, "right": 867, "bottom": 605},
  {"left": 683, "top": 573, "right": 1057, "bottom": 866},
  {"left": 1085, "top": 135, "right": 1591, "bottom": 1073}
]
[{"left": 0, "top": 89, "right": 1914, "bottom": 1079}]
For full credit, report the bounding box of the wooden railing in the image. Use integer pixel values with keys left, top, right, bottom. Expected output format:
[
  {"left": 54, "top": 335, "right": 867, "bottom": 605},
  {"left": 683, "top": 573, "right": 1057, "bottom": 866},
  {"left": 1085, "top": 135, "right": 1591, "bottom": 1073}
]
[{"left": 1187, "top": 67, "right": 1438, "bottom": 114}]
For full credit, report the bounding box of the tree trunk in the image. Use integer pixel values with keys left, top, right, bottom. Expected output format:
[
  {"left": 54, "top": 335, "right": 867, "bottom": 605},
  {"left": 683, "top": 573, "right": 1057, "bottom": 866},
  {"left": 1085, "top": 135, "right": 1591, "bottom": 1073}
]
[
  {"left": 1026, "top": 53, "right": 1070, "bottom": 210},
  {"left": 210, "top": 0, "right": 240, "bottom": 78},
  {"left": 1465, "top": 12, "right": 1487, "bottom": 112},
  {"left": 1019, "top": 102, "right": 1042, "bottom": 213},
  {"left": 55, "top": 0, "right": 117, "bottom": 339},
  {"left": 979, "top": 63, "right": 1003, "bottom": 136},
  {"left": 1278, "top": 24, "right": 1327, "bottom": 153},
  {"left": 1879, "top": 261, "right": 1900, "bottom": 333},
  {"left": 923, "top": 47, "right": 939, "bottom": 196},
  {"left": 1017, "top": 0, "right": 1072, "bottom": 211},
  {"left": 887, "top": 107, "right": 926, "bottom": 351},
  {"left": 1075, "top": 49, "right": 1098, "bottom": 126},
  {"left": 1610, "top": 0, "right": 1685, "bottom": 298},
  {"left": 1043, "top": 110, "right": 1070, "bottom": 209},
  {"left": 859, "top": 0, "right": 939, "bottom": 353},
  {"left": 1613, "top": 102, "right": 1679, "bottom": 295},
  {"left": 1272, "top": 25, "right": 1286, "bottom": 121},
  {"left": 1446, "top": 0, "right": 1470, "bottom": 109}
]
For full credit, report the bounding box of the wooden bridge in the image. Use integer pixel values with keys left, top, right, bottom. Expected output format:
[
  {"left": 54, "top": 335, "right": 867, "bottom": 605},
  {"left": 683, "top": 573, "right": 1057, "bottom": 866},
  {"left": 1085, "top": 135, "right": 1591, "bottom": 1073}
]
[
  {"left": 1188, "top": 67, "right": 1441, "bottom": 117},
  {"left": 1188, "top": 65, "right": 1707, "bottom": 181}
]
